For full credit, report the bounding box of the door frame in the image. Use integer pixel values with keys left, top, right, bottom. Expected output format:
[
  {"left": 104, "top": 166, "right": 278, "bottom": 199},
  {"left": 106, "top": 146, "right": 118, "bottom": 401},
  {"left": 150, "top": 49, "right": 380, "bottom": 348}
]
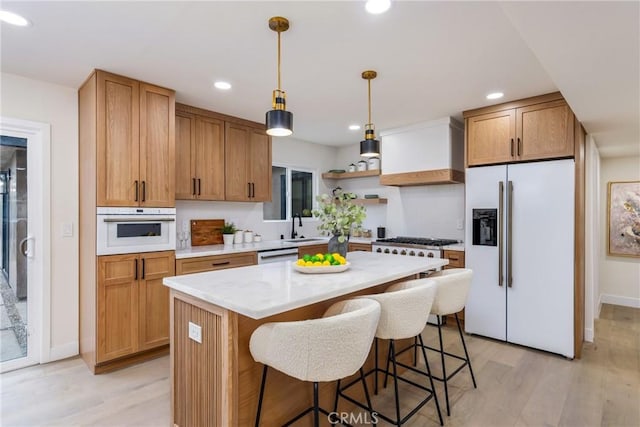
[{"left": 0, "top": 116, "right": 51, "bottom": 372}]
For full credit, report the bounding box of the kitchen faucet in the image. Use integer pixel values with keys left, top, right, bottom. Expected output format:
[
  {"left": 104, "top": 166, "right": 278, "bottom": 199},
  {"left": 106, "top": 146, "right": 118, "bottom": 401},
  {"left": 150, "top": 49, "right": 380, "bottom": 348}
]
[{"left": 291, "top": 213, "right": 302, "bottom": 239}]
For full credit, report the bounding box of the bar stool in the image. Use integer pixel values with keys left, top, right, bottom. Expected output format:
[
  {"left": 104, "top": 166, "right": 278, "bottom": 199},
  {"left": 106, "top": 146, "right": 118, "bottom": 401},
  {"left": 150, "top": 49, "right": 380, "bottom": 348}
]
[
  {"left": 249, "top": 298, "right": 381, "bottom": 427},
  {"left": 338, "top": 278, "right": 443, "bottom": 426},
  {"left": 419, "top": 268, "right": 477, "bottom": 416}
]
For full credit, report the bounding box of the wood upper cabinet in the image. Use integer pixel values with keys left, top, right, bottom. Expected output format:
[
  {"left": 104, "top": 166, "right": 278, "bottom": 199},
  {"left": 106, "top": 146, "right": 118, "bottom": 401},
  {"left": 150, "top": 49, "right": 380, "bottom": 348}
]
[
  {"left": 96, "top": 70, "right": 175, "bottom": 207},
  {"left": 97, "top": 251, "right": 175, "bottom": 363},
  {"left": 175, "top": 111, "right": 225, "bottom": 200},
  {"left": 225, "top": 123, "right": 272, "bottom": 202},
  {"left": 464, "top": 93, "right": 575, "bottom": 167}
]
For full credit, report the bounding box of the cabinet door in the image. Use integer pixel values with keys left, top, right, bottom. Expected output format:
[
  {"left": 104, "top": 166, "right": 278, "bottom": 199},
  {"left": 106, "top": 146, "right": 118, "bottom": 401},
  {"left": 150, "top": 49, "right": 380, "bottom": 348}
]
[
  {"left": 224, "top": 123, "right": 250, "bottom": 201},
  {"left": 139, "top": 83, "right": 175, "bottom": 207},
  {"left": 97, "top": 254, "right": 139, "bottom": 363},
  {"left": 466, "top": 110, "right": 515, "bottom": 166},
  {"left": 175, "top": 112, "right": 196, "bottom": 200},
  {"left": 516, "top": 100, "right": 574, "bottom": 161},
  {"left": 138, "top": 251, "right": 175, "bottom": 351},
  {"left": 96, "top": 72, "right": 140, "bottom": 206},
  {"left": 299, "top": 244, "right": 329, "bottom": 258},
  {"left": 249, "top": 129, "right": 272, "bottom": 201},
  {"left": 348, "top": 243, "right": 372, "bottom": 252},
  {"left": 195, "top": 116, "right": 225, "bottom": 200}
]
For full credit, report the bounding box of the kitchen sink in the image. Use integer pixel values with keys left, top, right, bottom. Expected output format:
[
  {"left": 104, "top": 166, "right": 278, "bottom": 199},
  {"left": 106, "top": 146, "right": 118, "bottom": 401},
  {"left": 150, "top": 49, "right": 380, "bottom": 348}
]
[{"left": 283, "top": 238, "right": 324, "bottom": 243}]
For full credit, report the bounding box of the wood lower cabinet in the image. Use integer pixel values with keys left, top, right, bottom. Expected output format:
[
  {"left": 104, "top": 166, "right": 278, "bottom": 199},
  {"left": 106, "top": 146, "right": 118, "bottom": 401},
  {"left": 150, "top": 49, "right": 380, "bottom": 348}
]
[
  {"left": 298, "top": 244, "right": 330, "bottom": 258},
  {"left": 175, "top": 111, "right": 225, "bottom": 200},
  {"left": 225, "top": 123, "right": 272, "bottom": 202},
  {"left": 442, "top": 250, "right": 465, "bottom": 323},
  {"left": 96, "top": 251, "right": 175, "bottom": 366},
  {"left": 348, "top": 242, "right": 372, "bottom": 252},
  {"left": 464, "top": 92, "right": 575, "bottom": 167},
  {"left": 92, "top": 70, "right": 175, "bottom": 207},
  {"left": 176, "top": 252, "right": 257, "bottom": 275}
]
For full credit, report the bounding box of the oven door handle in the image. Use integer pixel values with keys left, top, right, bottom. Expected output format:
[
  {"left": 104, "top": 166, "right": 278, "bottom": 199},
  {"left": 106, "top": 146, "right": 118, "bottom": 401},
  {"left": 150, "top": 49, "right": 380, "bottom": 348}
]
[{"left": 103, "top": 217, "right": 176, "bottom": 222}]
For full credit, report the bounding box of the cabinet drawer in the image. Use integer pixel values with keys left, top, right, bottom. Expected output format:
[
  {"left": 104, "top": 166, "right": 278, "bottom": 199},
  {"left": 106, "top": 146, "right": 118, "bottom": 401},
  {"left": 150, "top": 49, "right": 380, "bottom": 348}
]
[
  {"left": 176, "top": 252, "right": 257, "bottom": 275},
  {"left": 443, "top": 250, "right": 465, "bottom": 268},
  {"left": 298, "top": 244, "right": 329, "bottom": 257},
  {"left": 348, "top": 243, "right": 372, "bottom": 252}
]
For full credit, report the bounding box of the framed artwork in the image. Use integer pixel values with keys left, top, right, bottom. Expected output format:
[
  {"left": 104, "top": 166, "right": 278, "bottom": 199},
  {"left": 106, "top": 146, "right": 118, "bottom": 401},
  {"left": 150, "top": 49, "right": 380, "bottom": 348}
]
[{"left": 607, "top": 181, "right": 640, "bottom": 257}]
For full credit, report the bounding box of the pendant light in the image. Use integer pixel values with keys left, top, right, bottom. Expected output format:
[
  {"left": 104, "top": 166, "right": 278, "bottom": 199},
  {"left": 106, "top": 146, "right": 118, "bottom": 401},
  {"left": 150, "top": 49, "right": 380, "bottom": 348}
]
[
  {"left": 265, "top": 16, "right": 293, "bottom": 137},
  {"left": 360, "top": 70, "right": 380, "bottom": 157}
]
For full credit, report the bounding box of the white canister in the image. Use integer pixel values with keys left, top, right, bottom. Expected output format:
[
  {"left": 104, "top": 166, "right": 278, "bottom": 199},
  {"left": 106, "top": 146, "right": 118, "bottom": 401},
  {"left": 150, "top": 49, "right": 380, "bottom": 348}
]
[
  {"left": 368, "top": 157, "right": 380, "bottom": 170},
  {"left": 348, "top": 163, "right": 356, "bottom": 172},
  {"left": 357, "top": 160, "right": 368, "bottom": 172},
  {"left": 244, "top": 231, "right": 254, "bottom": 243},
  {"left": 234, "top": 230, "right": 244, "bottom": 244}
]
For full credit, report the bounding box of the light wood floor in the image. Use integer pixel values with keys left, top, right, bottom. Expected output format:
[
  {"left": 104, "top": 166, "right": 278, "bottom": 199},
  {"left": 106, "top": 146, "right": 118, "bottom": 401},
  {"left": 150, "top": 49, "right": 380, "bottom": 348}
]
[{"left": 1, "top": 304, "right": 638, "bottom": 427}]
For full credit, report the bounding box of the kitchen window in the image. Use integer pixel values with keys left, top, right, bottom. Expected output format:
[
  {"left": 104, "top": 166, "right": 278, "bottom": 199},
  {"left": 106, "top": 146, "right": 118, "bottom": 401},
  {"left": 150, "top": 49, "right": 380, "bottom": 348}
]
[{"left": 263, "top": 165, "right": 315, "bottom": 221}]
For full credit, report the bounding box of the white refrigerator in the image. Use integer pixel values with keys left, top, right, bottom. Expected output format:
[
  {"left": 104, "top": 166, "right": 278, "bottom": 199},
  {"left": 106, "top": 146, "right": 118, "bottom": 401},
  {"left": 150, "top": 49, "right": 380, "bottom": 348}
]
[{"left": 464, "top": 159, "right": 575, "bottom": 358}]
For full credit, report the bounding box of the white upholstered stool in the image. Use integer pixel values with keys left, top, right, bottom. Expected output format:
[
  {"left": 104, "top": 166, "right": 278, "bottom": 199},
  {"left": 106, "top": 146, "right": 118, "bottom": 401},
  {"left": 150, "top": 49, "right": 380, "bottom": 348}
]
[
  {"left": 250, "top": 298, "right": 381, "bottom": 427},
  {"left": 420, "top": 268, "right": 477, "bottom": 416},
  {"left": 338, "top": 278, "right": 443, "bottom": 426}
]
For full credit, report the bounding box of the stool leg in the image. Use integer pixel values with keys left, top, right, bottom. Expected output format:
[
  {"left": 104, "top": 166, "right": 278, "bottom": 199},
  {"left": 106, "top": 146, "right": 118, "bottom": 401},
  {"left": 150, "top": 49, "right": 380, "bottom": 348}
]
[
  {"left": 360, "top": 367, "right": 374, "bottom": 414},
  {"left": 255, "top": 365, "right": 268, "bottom": 427},
  {"left": 455, "top": 313, "right": 477, "bottom": 388},
  {"left": 333, "top": 379, "right": 341, "bottom": 413},
  {"left": 419, "top": 334, "right": 443, "bottom": 426},
  {"left": 313, "top": 382, "right": 320, "bottom": 427},
  {"left": 413, "top": 336, "right": 418, "bottom": 367},
  {"left": 390, "top": 340, "right": 402, "bottom": 425},
  {"left": 437, "top": 315, "right": 450, "bottom": 416},
  {"left": 374, "top": 338, "right": 379, "bottom": 395},
  {"left": 383, "top": 341, "right": 393, "bottom": 389}
]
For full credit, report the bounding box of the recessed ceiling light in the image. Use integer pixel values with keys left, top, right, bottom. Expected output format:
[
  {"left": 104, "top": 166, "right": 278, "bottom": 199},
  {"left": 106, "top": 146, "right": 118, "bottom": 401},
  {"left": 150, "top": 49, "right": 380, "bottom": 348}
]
[
  {"left": 0, "top": 10, "right": 30, "bottom": 26},
  {"left": 214, "top": 81, "right": 232, "bottom": 90},
  {"left": 486, "top": 92, "right": 504, "bottom": 100},
  {"left": 349, "top": 124, "right": 361, "bottom": 131},
  {"left": 365, "top": 0, "right": 391, "bottom": 15}
]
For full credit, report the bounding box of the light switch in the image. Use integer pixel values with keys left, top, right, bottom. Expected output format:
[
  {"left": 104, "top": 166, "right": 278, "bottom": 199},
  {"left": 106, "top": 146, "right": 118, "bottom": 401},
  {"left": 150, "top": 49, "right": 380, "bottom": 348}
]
[
  {"left": 62, "top": 222, "right": 73, "bottom": 237},
  {"left": 188, "top": 321, "right": 202, "bottom": 343},
  {"left": 456, "top": 219, "right": 464, "bottom": 230}
]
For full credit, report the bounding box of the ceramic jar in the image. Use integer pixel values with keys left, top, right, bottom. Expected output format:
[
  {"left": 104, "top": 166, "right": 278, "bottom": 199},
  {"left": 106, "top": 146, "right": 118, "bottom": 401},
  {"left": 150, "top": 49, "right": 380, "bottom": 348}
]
[
  {"left": 357, "top": 160, "right": 368, "bottom": 171},
  {"left": 368, "top": 157, "right": 380, "bottom": 170}
]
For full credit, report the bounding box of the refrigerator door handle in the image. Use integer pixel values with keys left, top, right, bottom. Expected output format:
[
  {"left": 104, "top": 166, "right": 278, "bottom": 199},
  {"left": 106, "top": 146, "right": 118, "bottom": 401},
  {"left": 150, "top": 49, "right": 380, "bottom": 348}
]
[
  {"left": 507, "top": 181, "right": 513, "bottom": 287},
  {"left": 498, "top": 181, "right": 504, "bottom": 287}
]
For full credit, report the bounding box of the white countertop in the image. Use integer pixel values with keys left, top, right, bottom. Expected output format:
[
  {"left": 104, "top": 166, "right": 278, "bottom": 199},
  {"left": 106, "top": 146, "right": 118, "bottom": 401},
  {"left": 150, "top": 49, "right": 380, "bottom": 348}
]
[
  {"left": 442, "top": 243, "right": 465, "bottom": 251},
  {"left": 175, "top": 237, "right": 375, "bottom": 259},
  {"left": 164, "top": 251, "right": 448, "bottom": 319}
]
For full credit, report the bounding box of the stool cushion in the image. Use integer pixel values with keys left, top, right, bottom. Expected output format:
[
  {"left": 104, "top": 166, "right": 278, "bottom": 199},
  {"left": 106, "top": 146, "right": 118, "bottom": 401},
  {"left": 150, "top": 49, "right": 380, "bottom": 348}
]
[
  {"left": 249, "top": 298, "right": 380, "bottom": 382},
  {"left": 428, "top": 268, "right": 473, "bottom": 316},
  {"left": 358, "top": 278, "right": 436, "bottom": 340}
]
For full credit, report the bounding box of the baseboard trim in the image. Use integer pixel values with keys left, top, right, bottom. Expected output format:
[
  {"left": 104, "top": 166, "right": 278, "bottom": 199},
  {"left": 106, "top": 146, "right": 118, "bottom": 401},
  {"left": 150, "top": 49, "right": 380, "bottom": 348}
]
[
  {"left": 48, "top": 341, "right": 79, "bottom": 362},
  {"left": 584, "top": 328, "right": 594, "bottom": 343},
  {"left": 599, "top": 294, "right": 640, "bottom": 309}
]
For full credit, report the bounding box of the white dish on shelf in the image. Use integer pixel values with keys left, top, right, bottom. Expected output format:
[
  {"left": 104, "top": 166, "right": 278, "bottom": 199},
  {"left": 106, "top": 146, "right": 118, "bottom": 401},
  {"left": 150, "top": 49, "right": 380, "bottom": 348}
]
[{"left": 292, "top": 262, "right": 350, "bottom": 274}]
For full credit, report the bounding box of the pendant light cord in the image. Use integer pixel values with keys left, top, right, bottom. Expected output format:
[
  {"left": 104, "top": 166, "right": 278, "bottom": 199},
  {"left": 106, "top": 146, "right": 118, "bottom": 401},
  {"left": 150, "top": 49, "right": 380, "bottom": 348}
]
[
  {"left": 367, "top": 78, "right": 372, "bottom": 124},
  {"left": 277, "top": 31, "right": 282, "bottom": 90}
]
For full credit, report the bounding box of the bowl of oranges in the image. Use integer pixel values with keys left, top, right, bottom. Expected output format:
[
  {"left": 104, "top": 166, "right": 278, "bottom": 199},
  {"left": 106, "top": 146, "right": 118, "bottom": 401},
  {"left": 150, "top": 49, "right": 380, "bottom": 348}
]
[{"left": 292, "top": 252, "right": 350, "bottom": 274}]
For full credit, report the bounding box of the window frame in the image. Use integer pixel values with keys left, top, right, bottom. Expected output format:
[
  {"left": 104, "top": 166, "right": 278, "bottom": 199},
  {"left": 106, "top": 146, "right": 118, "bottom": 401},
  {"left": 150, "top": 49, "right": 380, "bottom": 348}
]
[{"left": 263, "top": 163, "right": 318, "bottom": 222}]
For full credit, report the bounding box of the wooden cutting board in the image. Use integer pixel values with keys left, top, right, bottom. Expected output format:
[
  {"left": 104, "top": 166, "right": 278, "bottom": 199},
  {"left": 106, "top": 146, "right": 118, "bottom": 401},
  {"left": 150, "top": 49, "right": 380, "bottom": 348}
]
[{"left": 190, "top": 219, "right": 224, "bottom": 246}]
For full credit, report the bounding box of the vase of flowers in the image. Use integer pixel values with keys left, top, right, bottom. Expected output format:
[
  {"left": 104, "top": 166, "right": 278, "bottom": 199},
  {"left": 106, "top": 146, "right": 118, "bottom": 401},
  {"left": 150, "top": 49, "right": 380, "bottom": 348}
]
[{"left": 313, "top": 188, "right": 366, "bottom": 258}]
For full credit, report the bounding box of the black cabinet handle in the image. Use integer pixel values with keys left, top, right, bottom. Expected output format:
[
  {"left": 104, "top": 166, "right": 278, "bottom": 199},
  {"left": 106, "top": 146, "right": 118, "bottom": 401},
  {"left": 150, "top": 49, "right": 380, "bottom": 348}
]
[
  {"left": 141, "top": 258, "right": 145, "bottom": 280},
  {"left": 517, "top": 137, "right": 522, "bottom": 157},
  {"left": 192, "top": 178, "right": 196, "bottom": 196},
  {"left": 198, "top": 179, "right": 201, "bottom": 195},
  {"left": 134, "top": 259, "right": 138, "bottom": 280},
  {"left": 247, "top": 182, "right": 251, "bottom": 198},
  {"left": 134, "top": 180, "right": 139, "bottom": 202},
  {"left": 510, "top": 138, "right": 514, "bottom": 157},
  {"left": 141, "top": 181, "right": 146, "bottom": 202},
  {"left": 212, "top": 261, "right": 230, "bottom": 267}
]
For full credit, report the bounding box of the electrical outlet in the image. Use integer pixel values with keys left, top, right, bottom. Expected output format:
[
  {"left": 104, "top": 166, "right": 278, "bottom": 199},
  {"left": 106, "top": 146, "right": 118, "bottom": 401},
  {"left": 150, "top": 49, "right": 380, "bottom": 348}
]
[
  {"left": 456, "top": 219, "right": 464, "bottom": 230},
  {"left": 188, "top": 321, "right": 202, "bottom": 343},
  {"left": 61, "top": 222, "right": 73, "bottom": 237}
]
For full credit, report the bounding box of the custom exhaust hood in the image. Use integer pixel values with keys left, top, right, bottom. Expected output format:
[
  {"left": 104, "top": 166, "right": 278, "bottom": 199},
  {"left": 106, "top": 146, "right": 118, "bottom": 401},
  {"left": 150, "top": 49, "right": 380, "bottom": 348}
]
[{"left": 379, "top": 117, "right": 465, "bottom": 186}]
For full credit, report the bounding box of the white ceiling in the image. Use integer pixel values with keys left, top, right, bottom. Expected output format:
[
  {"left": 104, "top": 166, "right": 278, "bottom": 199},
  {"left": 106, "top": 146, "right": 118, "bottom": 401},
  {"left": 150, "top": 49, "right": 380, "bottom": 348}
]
[{"left": 1, "top": 1, "right": 638, "bottom": 157}]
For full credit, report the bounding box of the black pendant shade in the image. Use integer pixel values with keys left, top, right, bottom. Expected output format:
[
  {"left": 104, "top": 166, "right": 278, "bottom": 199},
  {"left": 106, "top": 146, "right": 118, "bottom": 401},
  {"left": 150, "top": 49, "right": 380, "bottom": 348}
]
[
  {"left": 360, "top": 138, "right": 380, "bottom": 157},
  {"left": 266, "top": 109, "right": 293, "bottom": 137}
]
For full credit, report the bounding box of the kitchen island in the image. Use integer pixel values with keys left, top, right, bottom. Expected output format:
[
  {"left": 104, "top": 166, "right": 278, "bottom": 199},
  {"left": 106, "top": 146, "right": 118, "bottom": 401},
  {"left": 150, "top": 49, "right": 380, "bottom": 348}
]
[{"left": 163, "top": 251, "right": 447, "bottom": 426}]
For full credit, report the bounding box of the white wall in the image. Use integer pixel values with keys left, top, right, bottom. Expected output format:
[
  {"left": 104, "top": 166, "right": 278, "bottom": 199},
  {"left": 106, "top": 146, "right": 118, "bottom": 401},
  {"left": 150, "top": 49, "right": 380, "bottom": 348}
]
[
  {"left": 177, "top": 136, "right": 337, "bottom": 241},
  {"left": 584, "top": 135, "right": 600, "bottom": 341},
  {"left": 1, "top": 73, "right": 79, "bottom": 360},
  {"left": 598, "top": 155, "right": 640, "bottom": 309}
]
